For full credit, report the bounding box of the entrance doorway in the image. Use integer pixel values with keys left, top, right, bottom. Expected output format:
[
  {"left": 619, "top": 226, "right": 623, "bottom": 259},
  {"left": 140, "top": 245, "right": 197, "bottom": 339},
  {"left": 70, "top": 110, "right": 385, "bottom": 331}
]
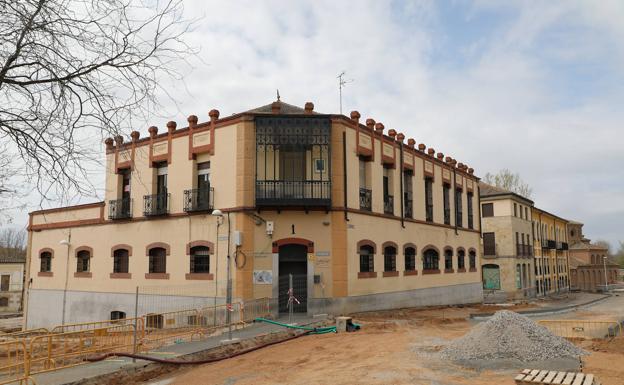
[{"left": 278, "top": 244, "right": 307, "bottom": 313}]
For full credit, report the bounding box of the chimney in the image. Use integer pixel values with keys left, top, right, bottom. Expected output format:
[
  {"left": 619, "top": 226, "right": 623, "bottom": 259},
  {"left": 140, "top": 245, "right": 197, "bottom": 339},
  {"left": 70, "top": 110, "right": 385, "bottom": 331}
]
[{"left": 271, "top": 102, "right": 280, "bottom": 114}]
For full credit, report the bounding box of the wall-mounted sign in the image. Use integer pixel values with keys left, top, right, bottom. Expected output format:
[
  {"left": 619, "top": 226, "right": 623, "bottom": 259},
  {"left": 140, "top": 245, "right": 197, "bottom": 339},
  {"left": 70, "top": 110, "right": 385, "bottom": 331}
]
[
  {"left": 253, "top": 270, "right": 273, "bottom": 284},
  {"left": 316, "top": 251, "right": 330, "bottom": 257}
]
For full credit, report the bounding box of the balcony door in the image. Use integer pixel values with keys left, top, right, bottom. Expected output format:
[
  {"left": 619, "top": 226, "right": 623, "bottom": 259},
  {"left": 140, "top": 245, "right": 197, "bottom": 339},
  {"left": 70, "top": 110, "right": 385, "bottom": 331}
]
[
  {"left": 280, "top": 150, "right": 305, "bottom": 181},
  {"left": 280, "top": 150, "right": 305, "bottom": 199}
]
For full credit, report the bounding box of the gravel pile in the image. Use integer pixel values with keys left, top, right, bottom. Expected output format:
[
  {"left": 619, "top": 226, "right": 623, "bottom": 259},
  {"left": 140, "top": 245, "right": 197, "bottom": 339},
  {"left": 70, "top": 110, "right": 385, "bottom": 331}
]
[{"left": 440, "top": 310, "right": 587, "bottom": 362}]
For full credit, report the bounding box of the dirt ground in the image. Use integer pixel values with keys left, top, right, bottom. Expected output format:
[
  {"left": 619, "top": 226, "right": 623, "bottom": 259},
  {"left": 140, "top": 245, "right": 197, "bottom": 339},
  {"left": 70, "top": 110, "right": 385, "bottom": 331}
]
[{"left": 146, "top": 299, "right": 624, "bottom": 385}]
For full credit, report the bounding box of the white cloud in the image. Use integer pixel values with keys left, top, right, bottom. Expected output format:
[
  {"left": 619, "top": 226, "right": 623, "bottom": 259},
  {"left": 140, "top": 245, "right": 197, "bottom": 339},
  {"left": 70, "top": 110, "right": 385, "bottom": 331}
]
[{"left": 7, "top": 0, "right": 624, "bottom": 247}]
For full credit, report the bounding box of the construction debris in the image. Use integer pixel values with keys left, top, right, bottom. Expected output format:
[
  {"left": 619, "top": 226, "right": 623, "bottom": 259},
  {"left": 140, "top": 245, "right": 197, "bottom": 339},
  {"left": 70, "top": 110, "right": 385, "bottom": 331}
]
[{"left": 441, "top": 311, "right": 587, "bottom": 363}]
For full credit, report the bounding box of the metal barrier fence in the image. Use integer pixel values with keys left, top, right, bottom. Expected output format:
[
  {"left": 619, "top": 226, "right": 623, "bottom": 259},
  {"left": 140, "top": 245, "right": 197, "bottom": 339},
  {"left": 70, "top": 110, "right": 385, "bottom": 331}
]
[
  {"left": 29, "top": 322, "right": 139, "bottom": 375},
  {"left": 0, "top": 340, "right": 33, "bottom": 385},
  {"left": 0, "top": 297, "right": 272, "bottom": 383},
  {"left": 538, "top": 319, "right": 622, "bottom": 339}
]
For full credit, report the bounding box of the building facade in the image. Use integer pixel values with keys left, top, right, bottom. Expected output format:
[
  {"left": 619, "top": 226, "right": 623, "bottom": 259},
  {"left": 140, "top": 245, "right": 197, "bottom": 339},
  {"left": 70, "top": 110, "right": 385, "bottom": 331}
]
[
  {"left": 25, "top": 100, "right": 483, "bottom": 328},
  {"left": 532, "top": 207, "right": 570, "bottom": 296},
  {"left": 567, "top": 221, "right": 618, "bottom": 292},
  {"left": 479, "top": 183, "right": 535, "bottom": 301},
  {"left": 0, "top": 255, "right": 25, "bottom": 313}
]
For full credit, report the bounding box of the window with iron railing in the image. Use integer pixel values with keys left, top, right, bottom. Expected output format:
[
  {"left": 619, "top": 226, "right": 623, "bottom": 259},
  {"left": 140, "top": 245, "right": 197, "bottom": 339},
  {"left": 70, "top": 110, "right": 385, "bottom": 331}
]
[
  {"left": 359, "top": 245, "right": 374, "bottom": 273},
  {"left": 455, "top": 188, "right": 463, "bottom": 228},
  {"left": 109, "top": 197, "right": 132, "bottom": 219},
  {"left": 359, "top": 188, "right": 372, "bottom": 211},
  {"left": 183, "top": 187, "right": 214, "bottom": 212},
  {"left": 467, "top": 192, "right": 474, "bottom": 229},
  {"left": 425, "top": 178, "right": 433, "bottom": 222},
  {"left": 384, "top": 246, "right": 397, "bottom": 272},
  {"left": 443, "top": 184, "right": 451, "bottom": 225},
  {"left": 383, "top": 194, "right": 394, "bottom": 215},
  {"left": 404, "top": 247, "right": 416, "bottom": 271},
  {"left": 143, "top": 193, "right": 169, "bottom": 216}
]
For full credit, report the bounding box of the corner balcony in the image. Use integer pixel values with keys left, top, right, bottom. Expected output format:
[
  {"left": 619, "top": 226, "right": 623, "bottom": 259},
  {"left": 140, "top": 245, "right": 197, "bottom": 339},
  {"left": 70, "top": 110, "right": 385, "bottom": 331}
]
[
  {"left": 108, "top": 198, "right": 132, "bottom": 220},
  {"left": 183, "top": 188, "right": 214, "bottom": 212},
  {"left": 255, "top": 180, "right": 331, "bottom": 208},
  {"left": 143, "top": 193, "right": 170, "bottom": 217}
]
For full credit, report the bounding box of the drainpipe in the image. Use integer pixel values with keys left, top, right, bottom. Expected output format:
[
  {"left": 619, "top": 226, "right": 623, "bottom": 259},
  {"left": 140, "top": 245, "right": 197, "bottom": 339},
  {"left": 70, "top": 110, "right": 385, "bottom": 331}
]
[
  {"left": 342, "top": 131, "right": 348, "bottom": 221},
  {"left": 398, "top": 139, "right": 405, "bottom": 228},
  {"left": 452, "top": 166, "right": 458, "bottom": 236}
]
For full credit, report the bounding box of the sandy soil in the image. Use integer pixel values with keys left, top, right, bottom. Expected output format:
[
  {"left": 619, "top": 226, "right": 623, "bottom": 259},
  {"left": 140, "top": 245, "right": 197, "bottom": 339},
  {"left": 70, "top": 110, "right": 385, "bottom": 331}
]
[{"left": 147, "top": 301, "right": 624, "bottom": 385}]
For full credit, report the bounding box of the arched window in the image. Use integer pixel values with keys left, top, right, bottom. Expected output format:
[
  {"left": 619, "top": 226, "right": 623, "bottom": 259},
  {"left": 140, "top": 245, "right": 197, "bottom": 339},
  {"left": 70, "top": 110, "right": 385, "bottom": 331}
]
[
  {"left": 40, "top": 251, "right": 52, "bottom": 272},
  {"left": 444, "top": 248, "right": 453, "bottom": 271},
  {"left": 111, "top": 311, "right": 126, "bottom": 320},
  {"left": 404, "top": 247, "right": 416, "bottom": 271},
  {"left": 76, "top": 250, "right": 91, "bottom": 273},
  {"left": 383, "top": 246, "right": 397, "bottom": 272},
  {"left": 113, "top": 249, "right": 129, "bottom": 273},
  {"left": 359, "top": 245, "right": 374, "bottom": 273},
  {"left": 469, "top": 250, "right": 476, "bottom": 270},
  {"left": 457, "top": 249, "right": 465, "bottom": 271},
  {"left": 190, "top": 246, "right": 210, "bottom": 273},
  {"left": 149, "top": 247, "right": 167, "bottom": 274},
  {"left": 423, "top": 249, "right": 439, "bottom": 271}
]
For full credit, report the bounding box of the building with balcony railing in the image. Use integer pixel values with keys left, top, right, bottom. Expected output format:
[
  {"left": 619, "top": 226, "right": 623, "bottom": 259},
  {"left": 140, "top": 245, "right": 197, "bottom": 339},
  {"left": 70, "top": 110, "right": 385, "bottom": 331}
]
[
  {"left": 25, "top": 100, "right": 482, "bottom": 328},
  {"left": 479, "top": 183, "right": 536, "bottom": 301},
  {"left": 532, "top": 207, "right": 571, "bottom": 297}
]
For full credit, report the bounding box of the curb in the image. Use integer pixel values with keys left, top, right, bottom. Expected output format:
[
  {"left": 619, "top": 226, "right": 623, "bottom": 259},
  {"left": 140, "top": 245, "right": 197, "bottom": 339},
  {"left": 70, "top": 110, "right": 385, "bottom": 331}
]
[{"left": 469, "top": 294, "right": 612, "bottom": 320}]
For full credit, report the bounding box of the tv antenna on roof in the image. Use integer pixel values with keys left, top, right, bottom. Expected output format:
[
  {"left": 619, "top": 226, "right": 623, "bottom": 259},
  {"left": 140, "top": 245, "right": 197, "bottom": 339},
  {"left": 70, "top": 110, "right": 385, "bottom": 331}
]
[{"left": 337, "top": 71, "right": 353, "bottom": 114}]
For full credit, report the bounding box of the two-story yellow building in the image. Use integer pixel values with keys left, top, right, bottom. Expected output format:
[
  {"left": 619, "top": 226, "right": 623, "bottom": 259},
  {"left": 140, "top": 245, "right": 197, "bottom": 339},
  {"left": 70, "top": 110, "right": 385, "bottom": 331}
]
[
  {"left": 532, "top": 207, "right": 570, "bottom": 296},
  {"left": 24, "top": 100, "right": 483, "bottom": 328}
]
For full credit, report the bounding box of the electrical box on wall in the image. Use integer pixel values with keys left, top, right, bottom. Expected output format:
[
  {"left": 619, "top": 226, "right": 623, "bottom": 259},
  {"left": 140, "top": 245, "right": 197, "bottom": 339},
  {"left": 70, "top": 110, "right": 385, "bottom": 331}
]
[
  {"left": 266, "top": 221, "right": 274, "bottom": 236},
  {"left": 233, "top": 231, "right": 242, "bottom": 246}
]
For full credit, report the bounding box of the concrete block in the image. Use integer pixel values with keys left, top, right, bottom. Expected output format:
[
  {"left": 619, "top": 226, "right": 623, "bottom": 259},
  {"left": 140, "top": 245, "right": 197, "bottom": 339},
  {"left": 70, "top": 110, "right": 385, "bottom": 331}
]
[{"left": 335, "top": 316, "right": 352, "bottom": 333}]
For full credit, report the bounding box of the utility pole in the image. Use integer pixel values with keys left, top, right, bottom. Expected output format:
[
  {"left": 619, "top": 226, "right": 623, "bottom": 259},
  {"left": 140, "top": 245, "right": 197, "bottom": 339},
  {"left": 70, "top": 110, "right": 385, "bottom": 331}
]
[{"left": 337, "top": 71, "right": 352, "bottom": 114}]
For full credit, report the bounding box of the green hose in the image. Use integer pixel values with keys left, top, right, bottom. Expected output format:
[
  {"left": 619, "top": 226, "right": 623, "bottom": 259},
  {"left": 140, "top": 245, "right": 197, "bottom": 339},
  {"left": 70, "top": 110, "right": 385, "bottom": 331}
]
[{"left": 254, "top": 317, "right": 360, "bottom": 334}]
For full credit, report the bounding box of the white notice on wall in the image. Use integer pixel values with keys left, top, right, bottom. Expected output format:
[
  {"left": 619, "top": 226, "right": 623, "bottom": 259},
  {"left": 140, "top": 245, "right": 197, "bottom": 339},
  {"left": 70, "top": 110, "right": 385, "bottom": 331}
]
[{"left": 253, "top": 270, "right": 273, "bottom": 284}]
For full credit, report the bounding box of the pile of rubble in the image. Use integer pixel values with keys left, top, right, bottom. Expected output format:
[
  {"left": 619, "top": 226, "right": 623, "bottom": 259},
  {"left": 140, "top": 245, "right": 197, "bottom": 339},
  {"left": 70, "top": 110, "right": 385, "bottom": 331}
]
[{"left": 441, "top": 310, "right": 586, "bottom": 363}]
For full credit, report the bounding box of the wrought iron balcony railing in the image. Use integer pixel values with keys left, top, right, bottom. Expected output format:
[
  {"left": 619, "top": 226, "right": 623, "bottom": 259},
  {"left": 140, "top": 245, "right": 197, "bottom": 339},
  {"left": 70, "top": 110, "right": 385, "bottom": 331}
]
[
  {"left": 108, "top": 198, "right": 132, "bottom": 220},
  {"left": 359, "top": 188, "right": 372, "bottom": 211},
  {"left": 183, "top": 188, "right": 214, "bottom": 212},
  {"left": 383, "top": 195, "right": 394, "bottom": 215},
  {"left": 443, "top": 208, "right": 451, "bottom": 225},
  {"left": 404, "top": 192, "right": 413, "bottom": 218},
  {"left": 255, "top": 180, "right": 331, "bottom": 207},
  {"left": 143, "top": 193, "right": 170, "bottom": 216}
]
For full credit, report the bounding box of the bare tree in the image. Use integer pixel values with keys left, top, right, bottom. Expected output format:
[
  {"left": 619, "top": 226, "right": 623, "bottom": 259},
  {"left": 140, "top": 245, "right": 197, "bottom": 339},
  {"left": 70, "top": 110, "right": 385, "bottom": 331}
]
[
  {"left": 0, "top": 228, "right": 26, "bottom": 259},
  {"left": 594, "top": 239, "right": 612, "bottom": 255},
  {"left": 483, "top": 169, "right": 533, "bottom": 198},
  {"left": 0, "top": 0, "right": 195, "bottom": 205}
]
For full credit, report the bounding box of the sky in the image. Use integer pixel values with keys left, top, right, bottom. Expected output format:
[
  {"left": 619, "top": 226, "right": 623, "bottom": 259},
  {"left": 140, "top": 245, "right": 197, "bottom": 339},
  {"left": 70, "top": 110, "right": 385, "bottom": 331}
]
[{"left": 6, "top": 0, "right": 624, "bottom": 248}]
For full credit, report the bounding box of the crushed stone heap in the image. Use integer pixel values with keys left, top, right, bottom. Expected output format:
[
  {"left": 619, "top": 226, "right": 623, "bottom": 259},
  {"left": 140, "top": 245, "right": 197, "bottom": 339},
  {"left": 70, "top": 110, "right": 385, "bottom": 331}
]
[{"left": 441, "top": 310, "right": 587, "bottom": 362}]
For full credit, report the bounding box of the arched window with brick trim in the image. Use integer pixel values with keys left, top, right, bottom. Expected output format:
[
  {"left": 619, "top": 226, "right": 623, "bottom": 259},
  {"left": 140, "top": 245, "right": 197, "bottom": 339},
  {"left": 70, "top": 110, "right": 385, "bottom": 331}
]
[
  {"left": 423, "top": 248, "right": 440, "bottom": 272},
  {"left": 457, "top": 248, "right": 466, "bottom": 271},
  {"left": 358, "top": 244, "right": 375, "bottom": 273},
  {"left": 444, "top": 248, "right": 453, "bottom": 271},
  {"left": 404, "top": 245, "right": 416, "bottom": 272},
  {"left": 40, "top": 249, "right": 53, "bottom": 272},
  {"left": 148, "top": 247, "right": 167, "bottom": 274},
  {"left": 383, "top": 245, "right": 397, "bottom": 273},
  {"left": 113, "top": 249, "right": 129, "bottom": 273}
]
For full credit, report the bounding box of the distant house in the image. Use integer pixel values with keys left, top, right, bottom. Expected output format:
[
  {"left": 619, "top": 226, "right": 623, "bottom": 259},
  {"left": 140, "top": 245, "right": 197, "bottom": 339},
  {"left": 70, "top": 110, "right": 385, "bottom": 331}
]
[
  {"left": 567, "top": 221, "right": 619, "bottom": 292},
  {"left": 0, "top": 255, "right": 25, "bottom": 312}
]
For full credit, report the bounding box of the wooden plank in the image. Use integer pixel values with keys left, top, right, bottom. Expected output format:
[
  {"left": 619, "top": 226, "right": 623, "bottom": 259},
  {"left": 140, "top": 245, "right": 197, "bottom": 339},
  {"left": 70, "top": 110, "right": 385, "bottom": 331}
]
[
  {"left": 515, "top": 373, "right": 527, "bottom": 382},
  {"left": 572, "top": 373, "right": 585, "bottom": 385},
  {"left": 525, "top": 369, "right": 541, "bottom": 382},
  {"left": 582, "top": 374, "right": 594, "bottom": 385},
  {"left": 533, "top": 370, "right": 549, "bottom": 383},
  {"left": 563, "top": 372, "right": 576, "bottom": 385},
  {"left": 544, "top": 371, "right": 558, "bottom": 384},
  {"left": 552, "top": 372, "right": 566, "bottom": 385}
]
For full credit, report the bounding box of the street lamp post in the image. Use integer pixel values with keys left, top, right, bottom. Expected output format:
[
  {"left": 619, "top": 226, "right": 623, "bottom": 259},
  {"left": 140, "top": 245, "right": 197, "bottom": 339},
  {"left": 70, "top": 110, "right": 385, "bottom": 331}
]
[
  {"left": 60, "top": 232, "right": 71, "bottom": 325},
  {"left": 211, "top": 210, "right": 223, "bottom": 326},
  {"left": 212, "top": 209, "right": 235, "bottom": 342}
]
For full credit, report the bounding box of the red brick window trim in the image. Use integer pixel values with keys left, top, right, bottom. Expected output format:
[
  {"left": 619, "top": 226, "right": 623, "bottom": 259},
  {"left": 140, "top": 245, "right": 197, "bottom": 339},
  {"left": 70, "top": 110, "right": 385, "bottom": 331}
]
[{"left": 357, "top": 272, "right": 377, "bottom": 279}]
